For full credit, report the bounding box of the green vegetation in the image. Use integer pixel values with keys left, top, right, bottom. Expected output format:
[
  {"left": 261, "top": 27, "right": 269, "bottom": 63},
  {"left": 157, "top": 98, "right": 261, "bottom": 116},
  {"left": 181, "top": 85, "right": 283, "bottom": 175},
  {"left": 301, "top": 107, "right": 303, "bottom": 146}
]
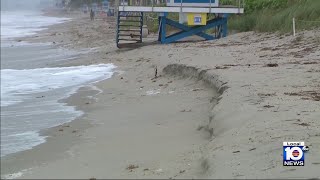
[
  {"left": 145, "top": 0, "right": 320, "bottom": 33},
  {"left": 226, "top": 0, "right": 320, "bottom": 33},
  {"left": 70, "top": 0, "right": 320, "bottom": 34},
  {"left": 144, "top": 12, "right": 180, "bottom": 32}
]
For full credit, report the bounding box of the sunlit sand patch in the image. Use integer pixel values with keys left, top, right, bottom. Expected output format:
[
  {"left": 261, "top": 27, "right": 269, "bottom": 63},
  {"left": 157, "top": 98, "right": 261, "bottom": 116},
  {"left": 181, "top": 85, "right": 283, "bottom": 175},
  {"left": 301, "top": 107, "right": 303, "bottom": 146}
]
[{"left": 146, "top": 90, "right": 161, "bottom": 96}]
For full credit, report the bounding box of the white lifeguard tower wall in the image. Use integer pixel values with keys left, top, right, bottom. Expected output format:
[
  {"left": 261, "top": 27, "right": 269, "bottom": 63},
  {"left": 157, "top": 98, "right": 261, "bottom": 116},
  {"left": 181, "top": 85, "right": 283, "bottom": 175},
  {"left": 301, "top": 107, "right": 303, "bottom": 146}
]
[
  {"left": 166, "top": 0, "right": 219, "bottom": 7},
  {"left": 166, "top": 0, "right": 219, "bottom": 23}
]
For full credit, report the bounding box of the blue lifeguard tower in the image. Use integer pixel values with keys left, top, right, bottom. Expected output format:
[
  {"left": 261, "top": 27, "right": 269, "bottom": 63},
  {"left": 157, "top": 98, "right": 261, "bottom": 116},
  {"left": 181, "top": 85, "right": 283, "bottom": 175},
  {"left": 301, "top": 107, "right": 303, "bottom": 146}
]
[
  {"left": 116, "top": 0, "right": 244, "bottom": 48},
  {"left": 102, "top": 0, "right": 109, "bottom": 11}
]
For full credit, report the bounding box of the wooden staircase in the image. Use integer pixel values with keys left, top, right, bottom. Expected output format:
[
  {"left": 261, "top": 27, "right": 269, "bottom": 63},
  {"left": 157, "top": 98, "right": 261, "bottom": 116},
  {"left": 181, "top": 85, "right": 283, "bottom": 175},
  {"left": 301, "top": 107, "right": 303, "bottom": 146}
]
[{"left": 116, "top": 12, "right": 143, "bottom": 48}]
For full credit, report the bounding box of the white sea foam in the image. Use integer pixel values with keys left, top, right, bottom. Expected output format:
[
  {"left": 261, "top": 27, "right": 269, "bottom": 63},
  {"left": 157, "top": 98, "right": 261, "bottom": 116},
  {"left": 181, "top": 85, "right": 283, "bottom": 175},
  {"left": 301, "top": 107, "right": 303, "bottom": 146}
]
[
  {"left": 1, "top": 64, "right": 116, "bottom": 157},
  {"left": 1, "top": 11, "right": 70, "bottom": 40},
  {"left": 3, "top": 172, "right": 24, "bottom": 179},
  {"left": 1, "top": 64, "right": 116, "bottom": 107},
  {"left": 3, "top": 168, "right": 30, "bottom": 179}
]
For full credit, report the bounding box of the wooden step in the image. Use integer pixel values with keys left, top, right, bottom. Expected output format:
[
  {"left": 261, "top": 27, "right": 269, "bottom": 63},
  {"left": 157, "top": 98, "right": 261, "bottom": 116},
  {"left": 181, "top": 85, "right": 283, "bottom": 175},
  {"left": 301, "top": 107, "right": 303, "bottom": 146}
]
[
  {"left": 118, "top": 24, "right": 142, "bottom": 27},
  {"left": 119, "top": 15, "right": 143, "bottom": 17},
  {"left": 119, "top": 20, "right": 142, "bottom": 22},
  {"left": 118, "top": 38, "right": 141, "bottom": 41},
  {"left": 118, "top": 34, "right": 142, "bottom": 37},
  {"left": 118, "top": 29, "right": 141, "bottom": 32}
]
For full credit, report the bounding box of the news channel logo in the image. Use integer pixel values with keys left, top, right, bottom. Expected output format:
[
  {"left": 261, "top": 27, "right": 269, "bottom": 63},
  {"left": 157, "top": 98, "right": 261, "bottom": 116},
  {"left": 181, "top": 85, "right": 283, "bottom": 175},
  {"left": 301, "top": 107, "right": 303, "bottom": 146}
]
[{"left": 283, "top": 142, "right": 309, "bottom": 166}]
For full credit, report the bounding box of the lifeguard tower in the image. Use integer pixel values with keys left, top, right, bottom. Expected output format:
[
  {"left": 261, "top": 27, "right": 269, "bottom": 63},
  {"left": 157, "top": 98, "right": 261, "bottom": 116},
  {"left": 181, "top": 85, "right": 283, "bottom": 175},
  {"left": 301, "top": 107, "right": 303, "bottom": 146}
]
[{"left": 116, "top": 0, "right": 244, "bottom": 48}]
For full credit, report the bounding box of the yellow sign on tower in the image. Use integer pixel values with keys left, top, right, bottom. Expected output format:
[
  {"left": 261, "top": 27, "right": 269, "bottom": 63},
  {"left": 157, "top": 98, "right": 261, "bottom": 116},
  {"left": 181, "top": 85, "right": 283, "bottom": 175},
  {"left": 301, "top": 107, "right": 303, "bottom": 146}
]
[{"left": 187, "top": 13, "right": 207, "bottom": 26}]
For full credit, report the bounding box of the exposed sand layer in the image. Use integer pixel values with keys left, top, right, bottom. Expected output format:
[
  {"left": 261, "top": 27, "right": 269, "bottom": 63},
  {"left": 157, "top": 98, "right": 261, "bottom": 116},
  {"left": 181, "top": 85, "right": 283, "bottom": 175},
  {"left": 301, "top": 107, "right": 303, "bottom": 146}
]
[{"left": 1, "top": 12, "right": 320, "bottom": 179}]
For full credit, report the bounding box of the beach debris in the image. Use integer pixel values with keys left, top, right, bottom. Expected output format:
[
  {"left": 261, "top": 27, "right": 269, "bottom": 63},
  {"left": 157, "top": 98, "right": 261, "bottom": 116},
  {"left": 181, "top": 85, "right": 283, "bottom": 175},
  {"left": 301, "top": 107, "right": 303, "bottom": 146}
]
[
  {"left": 36, "top": 95, "right": 45, "bottom": 98},
  {"left": 72, "top": 130, "right": 77, "bottom": 133},
  {"left": 263, "top": 105, "right": 274, "bottom": 108},
  {"left": 63, "top": 125, "right": 70, "bottom": 128},
  {"left": 152, "top": 80, "right": 157, "bottom": 82},
  {"left": 265, "top": 63, "right": 278, "bottom": 67},
  {"left": 258, "top": 93, "right": 276, "bottom": 97},
  {"left": 180, "top": 109, "right": 192, "bottom": 112},
  {"left": 259, "top": 55, "right": 267, "bottom": 58},
  {"left": 59, "top": 129, "right": 64, "bottom": 132},
  {"left": 179, "top": 170, "right": 186, "bottom": 174},
  {"left": 249, "top": 148, "right": 256, "bottom": 151},
  {"left": 17, "top": 40, "right": 22, "bottom": 42},
  {"left": 215, "top": 66, "right": 229, "bottom": 69},
  {"left": 285, "top": 118, "right": 301, "bottom": 122},
  {"left": 89, "top": 177, "right": 96, "bottom": 180},
  {"left": 143, "top": 168, "right": 149, "bottom": 171},
  {"left": 140, "top": 86, "right": 144, "bottom": 89},
  {"left": 85, "top": 102, "right": 90, "bottom": 105},
  {"left": 151, "top": 75, "right": 162, "bottom": 81},
  {"left": 232, "top": 150, "right": 240, "bottom": 153},
  {"left": 52, "top": 41, "right": 56, "bottom": 44},
  {"left": 293, "top": 122, "right": 310, "bottom": 126},
  {"left": 120, "top": 77, "right": 123, "bottom": 79},
  {"left": 192, "top": 88, "right": 203, "bottom": 91},
  {"left": 154, "top": 66, "right": 158, "bottom": 78},
  {"left": 284, "top": 91, "right": 320, "bottom": 101},
  {"left": 159, "top": 84, "right": 164, "bottom": 87},
  {"left": 126, "top": 164, "right": 139, "bottom": 171},
  {"left": 168, "top": 81, "right": 173, "bottom": 83}
]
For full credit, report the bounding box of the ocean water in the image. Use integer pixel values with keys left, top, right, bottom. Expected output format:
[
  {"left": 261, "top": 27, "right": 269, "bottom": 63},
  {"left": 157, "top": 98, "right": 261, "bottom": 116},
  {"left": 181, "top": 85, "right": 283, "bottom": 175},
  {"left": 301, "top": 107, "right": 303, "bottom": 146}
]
[
  {"left": 1, "top": 11, "right": 116, "bottom": 157},
  {"left": 1, "top": 11, "right": 70, "bottom": 42}
]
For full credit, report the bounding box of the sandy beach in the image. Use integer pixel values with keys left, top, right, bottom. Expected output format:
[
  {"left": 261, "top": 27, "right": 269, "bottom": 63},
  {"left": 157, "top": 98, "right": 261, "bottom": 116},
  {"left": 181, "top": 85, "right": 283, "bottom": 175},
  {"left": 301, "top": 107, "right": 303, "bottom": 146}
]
[{"left": 1, "top": 11, "right": 320, "bottom": 179}]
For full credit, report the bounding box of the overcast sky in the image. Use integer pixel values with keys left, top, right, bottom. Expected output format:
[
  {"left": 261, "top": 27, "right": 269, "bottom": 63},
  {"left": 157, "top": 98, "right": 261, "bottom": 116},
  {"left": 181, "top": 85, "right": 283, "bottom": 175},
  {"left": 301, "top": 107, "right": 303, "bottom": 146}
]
[{"left": 1, "top": 0, "right": 56, "bottom": 11}]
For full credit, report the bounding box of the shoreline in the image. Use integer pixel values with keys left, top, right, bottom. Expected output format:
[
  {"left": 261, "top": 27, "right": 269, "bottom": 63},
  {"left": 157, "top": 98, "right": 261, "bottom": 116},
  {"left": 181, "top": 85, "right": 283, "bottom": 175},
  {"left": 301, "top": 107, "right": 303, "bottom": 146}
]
[
  {"left": 1, "top": 12, "right": 220, "bottom": 179},
  {"left": 1, "top": 10, "right": 320, "bottom": 179},
  {"left": 1, "top": 11, "right": 117, "bottom": 177}
]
